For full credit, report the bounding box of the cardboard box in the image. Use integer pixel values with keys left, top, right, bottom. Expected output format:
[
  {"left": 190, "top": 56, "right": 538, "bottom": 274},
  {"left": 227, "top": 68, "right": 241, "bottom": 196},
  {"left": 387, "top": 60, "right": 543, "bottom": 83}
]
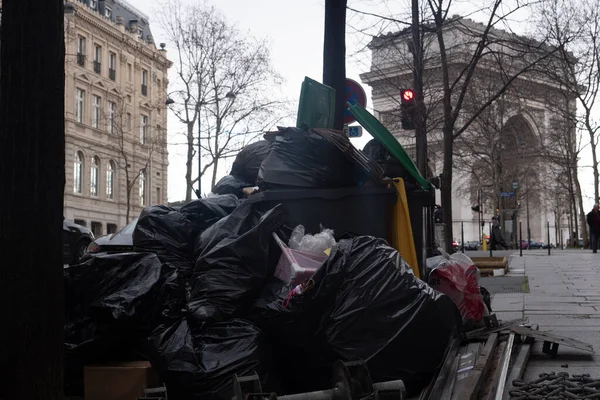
[{"left": 84, "top": 361, "right": 159, "bottom": 400}]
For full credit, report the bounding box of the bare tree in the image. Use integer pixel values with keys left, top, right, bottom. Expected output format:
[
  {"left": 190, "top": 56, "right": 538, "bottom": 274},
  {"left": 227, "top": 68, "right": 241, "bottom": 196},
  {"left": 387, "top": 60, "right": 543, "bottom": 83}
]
[
  {"left": 161, "top": 1, "right": 288, "bottom": 199},
  {"left": 537, "top": 0, "right": 600, "bottom": 206},
  {"left": 351, "top": 1, "right": 565, "bottom": 251},
  {"left": 106, "top": 97, "right": 166, "bottom": 223}
]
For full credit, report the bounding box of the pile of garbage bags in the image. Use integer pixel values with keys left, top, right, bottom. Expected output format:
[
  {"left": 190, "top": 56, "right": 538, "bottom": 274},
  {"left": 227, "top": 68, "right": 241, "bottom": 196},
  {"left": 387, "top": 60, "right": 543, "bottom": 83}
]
[
  {"left": 214, "top": 127, "right": 381, "bottom": 198},
  {"left": 64, "top": 199, "right": 461, "bottom": 399}
]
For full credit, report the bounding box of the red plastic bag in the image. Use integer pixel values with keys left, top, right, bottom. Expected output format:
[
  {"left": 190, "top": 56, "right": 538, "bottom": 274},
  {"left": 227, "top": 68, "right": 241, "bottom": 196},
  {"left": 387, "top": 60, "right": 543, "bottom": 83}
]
[{"left": 427, "top": 253, "right": 486, "bottom": 322}]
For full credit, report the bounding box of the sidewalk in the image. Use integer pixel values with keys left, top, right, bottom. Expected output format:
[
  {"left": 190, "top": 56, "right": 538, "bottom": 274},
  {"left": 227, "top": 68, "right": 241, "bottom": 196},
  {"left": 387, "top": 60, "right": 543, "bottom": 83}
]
[{"left": 491, "top": 250, "right": 600, "bottom": 380}]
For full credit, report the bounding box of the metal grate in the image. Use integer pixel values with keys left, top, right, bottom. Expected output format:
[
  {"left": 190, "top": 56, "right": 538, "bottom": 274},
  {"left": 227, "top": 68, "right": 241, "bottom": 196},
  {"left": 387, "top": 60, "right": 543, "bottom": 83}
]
[{"left": 480, "top": 276, "right": 530, "bottom": 294}]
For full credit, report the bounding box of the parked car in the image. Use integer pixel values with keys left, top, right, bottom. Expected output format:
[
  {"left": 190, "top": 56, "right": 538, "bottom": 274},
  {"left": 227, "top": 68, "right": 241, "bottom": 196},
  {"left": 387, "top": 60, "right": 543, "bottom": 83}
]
[
  {"left": 63, "top": 220, "right": 95, "bottom": 265},
  {"left": 542, "top": 242, "right": 556, "bottom": 249},
  {"left": 520, "top": 240, "right": 543, "bottom": 249},
  {"left": 84, "top": 218, "right": 137, "bottom": 260},
  {"left": 464, "top": 241, "right": 480, "bottom": 250}
]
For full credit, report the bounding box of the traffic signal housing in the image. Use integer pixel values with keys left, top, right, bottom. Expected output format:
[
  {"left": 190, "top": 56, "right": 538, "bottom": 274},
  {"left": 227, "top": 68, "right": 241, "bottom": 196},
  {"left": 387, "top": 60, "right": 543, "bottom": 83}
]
[{"left": 400, "top": 89, "right": 416, "bottom": 130}]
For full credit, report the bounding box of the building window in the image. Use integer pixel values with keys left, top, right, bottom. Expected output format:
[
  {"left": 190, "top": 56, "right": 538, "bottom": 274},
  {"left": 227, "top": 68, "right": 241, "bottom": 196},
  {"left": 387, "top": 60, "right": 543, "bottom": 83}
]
[
  {"left": 141, "top": 69, "right": 148, "bottom": 96},
  {"left": 75, "top": 88, "right": 85, "bottom": 124},
  {"left": 106, "top": 161, "right": 115, "bottom": 199},
  {"left": 90, "top": 0, "right": 98, "bottom": 10},
  {"left": 91, "top": 95, "right": 101, "bottom": 129},
  {"left": 107, "top": 101, "right": 115, "bottom": 133},
  {"left": 156, "top": 187, "right": 161, "bottom": 204},
  {"left": 126, "top": 112, "right": 132, "bottom": 131},
  {"left": 128, "top": 63, "right": 132, "bottom": 81},
  {"left": 107, "top": 223, "right": 118, "bottom": 235},
  {"left": 94, "top": 45, "right": 102, "bottom": 74},
  {"left": 138, "top": 28, "right": 144, "bottom": 39},
  {"left": 139, "top": 170, "right": 146, "bottom": 206},
  {"left": 90, "top": 156, "right": 99, "bottom": 197},
  {"left": 105, "top": 6, "right": 112, "bottom": 19},
  {"left": 140, "top": 114, "right": 148, "bottom": 144},
  {"left": 74, "top": 219, "right": 87, "bottom": 227},
  {"left": 91, "top": 221, "right": 102, "bottom": 237},
  {"left": 74, "top": 152, "right": 83, "bottom": 194},
  {"left": 109, "top": 52, "right": 117, "bottom": 81},
  {"left": 77, "top": 36, "right": 86, "bottom": 66}
]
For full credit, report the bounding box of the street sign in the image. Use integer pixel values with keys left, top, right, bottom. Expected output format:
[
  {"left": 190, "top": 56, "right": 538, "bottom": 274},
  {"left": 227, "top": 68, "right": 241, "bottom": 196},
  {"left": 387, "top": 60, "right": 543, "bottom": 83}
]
[
  {"left": 512, "top": 181, "right": 519, "bottom": 189},
  {"left": 501, "top": 192, "right": 515, "bottom": 197},
  {"left": 344, "top": 125, "right": 363, "bottom": 138},
  {"left": 344, "top": 78, "right": 367, "bottom": 125}
]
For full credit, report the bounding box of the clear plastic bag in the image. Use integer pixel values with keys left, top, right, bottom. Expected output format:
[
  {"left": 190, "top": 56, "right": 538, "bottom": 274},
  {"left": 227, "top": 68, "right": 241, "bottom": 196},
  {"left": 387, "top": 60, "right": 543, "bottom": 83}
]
[{"left": 288, "top": 224, "right": 336, "bottom": 255}]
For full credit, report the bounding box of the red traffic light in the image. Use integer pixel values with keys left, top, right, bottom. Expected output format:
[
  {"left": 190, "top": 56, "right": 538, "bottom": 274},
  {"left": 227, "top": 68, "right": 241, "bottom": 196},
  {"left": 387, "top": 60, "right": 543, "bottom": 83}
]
[{"left": 401, "top": 89, "right": 415, "bottom": 102}]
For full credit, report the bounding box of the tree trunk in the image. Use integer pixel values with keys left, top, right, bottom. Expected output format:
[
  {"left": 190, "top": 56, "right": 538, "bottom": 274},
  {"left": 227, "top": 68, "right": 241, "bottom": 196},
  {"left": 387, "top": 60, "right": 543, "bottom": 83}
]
[
  {"left": 442, "top": 126, "right": 455, "bottom": 252},
  {"left": 0, "top": 0, "right": 65, "bottom": 398},
  {"left": 323, "top": 0, "right": 347, "bottom": 130},
  {"left": 573, "top": 168, "right": 589, "bottom": 247},
  {"left": 126, "top": 174, "right": 131, "bottom": 224},
  {"left": 591, "top": 138, "right": 599, "bottom": 205},
  {"left": 185, "top": 122, "right": 194, "bottom": 202}
]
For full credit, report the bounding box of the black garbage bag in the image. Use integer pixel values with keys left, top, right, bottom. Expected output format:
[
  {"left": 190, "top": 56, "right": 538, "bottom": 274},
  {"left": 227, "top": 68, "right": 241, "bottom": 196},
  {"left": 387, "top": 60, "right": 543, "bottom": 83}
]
[
  {"left": 257, "top": 127, "right": 358, "bottom": 190},
  {"left": 249, "top": 236, "right": 460, "bottom": 396},
  {"left": 189, "top": 203, "right": 285, "bottom": 327},
  {"left": 133, "top": 205, "right": 196, "bottom": 277},
  {"left": 63, "top": 253, "right": 165, "bottom": 395},
  {"left": 147, "top": 318, "right": 272, "bottom": 400},
  {"left": 363, "top": 139, "right": 411, "bottom": 179},
  {"left": 64, "top": 252, "right": 163, "bottom": 348},
  {"left": 230, "top": 140, "right": 270, "bottom": 183},
  {"left": 179, "top": 195, "right": 238, "bottom": 232},
  {"left": 213, "top": 175, "right": 252, "bottom": 199}
]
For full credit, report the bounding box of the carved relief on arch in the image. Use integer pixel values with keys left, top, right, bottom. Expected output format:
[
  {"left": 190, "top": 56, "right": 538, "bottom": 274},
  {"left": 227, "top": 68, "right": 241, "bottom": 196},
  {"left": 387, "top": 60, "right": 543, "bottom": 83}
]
[
  {"left": 120, "top": 54, "right": 128, "bottom": 64},
  {"left": 134, "top": 61, "right": 142, "bottom": 71}
]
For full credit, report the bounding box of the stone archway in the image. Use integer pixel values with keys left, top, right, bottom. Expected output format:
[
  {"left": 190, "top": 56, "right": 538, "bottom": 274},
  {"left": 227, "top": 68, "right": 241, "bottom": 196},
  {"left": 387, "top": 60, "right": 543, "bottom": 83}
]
[{"left": 497, "top": 114, "right": 540, "bottom": 244}]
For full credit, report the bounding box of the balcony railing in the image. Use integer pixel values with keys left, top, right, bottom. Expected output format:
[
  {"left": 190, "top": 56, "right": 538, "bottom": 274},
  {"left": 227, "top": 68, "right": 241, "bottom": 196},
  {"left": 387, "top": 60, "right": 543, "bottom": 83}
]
[
  {"left": 77, "top": 53, "right": 85, "bottom": 66},
  {"left": 109, "top": 68, "right": 116, "bottom": 81},
  {"left": 94, "top": 61, "right": 101, "bottom": 74},
  {"left": 141, "top": 84, "right": 148, "bottom": 96}
]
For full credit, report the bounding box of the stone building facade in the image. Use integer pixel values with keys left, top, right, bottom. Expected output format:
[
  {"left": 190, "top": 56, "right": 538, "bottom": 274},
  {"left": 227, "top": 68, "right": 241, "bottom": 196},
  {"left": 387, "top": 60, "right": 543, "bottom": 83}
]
[
  {"left": 360, "top": 17, "right": 577, "bottom": 245},
  {"left": 63, "top": 0, "right": 171, "bottom": 237}
]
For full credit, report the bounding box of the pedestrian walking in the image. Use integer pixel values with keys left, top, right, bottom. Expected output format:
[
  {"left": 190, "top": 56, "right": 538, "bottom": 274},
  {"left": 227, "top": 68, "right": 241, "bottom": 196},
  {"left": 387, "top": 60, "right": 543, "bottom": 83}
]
[
  {"left": 490, "top": 217, "right": 508, "bottom": 250},
  {"left": 587, "top": 204, "right": 600, "bottom": 253}
]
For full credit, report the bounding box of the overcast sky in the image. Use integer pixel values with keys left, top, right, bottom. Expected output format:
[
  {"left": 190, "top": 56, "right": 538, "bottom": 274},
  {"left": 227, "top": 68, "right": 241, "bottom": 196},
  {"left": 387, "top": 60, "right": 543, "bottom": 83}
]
[{"left": 126, "top": 0, "right": 595, "bottom": 213}]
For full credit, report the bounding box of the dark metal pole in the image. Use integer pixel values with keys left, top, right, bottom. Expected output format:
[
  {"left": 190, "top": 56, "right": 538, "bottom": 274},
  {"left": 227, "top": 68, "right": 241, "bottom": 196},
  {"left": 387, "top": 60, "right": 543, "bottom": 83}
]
[
  {"left": 489, "top": 222, "right": 493, "bottom": 257},
  {"left": 323, "top": 0, "right": 347, "bottom": 130},
  {"left": 461, "top": 221, "right": 465, "bottom": 253},
  {"left": 519, "top": 221, "right": 523, "bottom": 257},
  {"left": 478, "top": 189, "right": 482, "bottom": 243},
  {"left": 197, "top": 104, "right": 202, "bottom": 198},
  {"left": 547, "top": 221, "right": 551, "bottom": 256},
  {"left": 411, "top": 0, "right": 427, "bottom": 176},
  {"left": 526, "top": 193, "right": 531, "bottom": 250}
]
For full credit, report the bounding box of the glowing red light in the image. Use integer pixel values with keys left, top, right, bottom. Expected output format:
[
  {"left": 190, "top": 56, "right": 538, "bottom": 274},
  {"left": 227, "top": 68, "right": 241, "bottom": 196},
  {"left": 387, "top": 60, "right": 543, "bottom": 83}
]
[{"left": 402, "top": 90, "right": 415, "bottom": 101}]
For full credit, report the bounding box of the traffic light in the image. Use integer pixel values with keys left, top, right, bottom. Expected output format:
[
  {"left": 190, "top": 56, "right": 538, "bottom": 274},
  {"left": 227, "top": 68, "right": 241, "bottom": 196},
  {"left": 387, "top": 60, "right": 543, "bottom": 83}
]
[
  {"left": 471, "top": 205, "right": 481, "bottom": 212},
  {"left": 400, "top": 89, "right": 416, "bottom": 130}
]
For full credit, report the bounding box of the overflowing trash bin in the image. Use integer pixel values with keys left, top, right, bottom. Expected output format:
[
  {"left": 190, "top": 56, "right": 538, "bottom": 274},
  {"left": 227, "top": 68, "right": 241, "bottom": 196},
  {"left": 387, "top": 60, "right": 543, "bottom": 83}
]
[{"left": 63, "top": 126, "right": 460, "bottom": 400}]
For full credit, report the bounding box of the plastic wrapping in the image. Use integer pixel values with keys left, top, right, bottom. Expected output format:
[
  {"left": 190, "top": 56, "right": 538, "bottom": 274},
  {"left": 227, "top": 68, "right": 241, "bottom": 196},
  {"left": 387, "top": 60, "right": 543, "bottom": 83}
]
[
  {"left": 230, "top": 140, "right": 271, "bottom": 184},
  {"left": 288, "top": 224, "right": 336, "bottom": 254},
  {"left": 257, "top": 127, "right": 358, "bottom": 190},
  {"left": 188, "top": 203, "right": 285, "bottom": 327},
  {"left": 147, "top": 318, "right": 271, "bottom": 400},
  {"left": 426, "top": 252, "right": 486, "bottom": 322},
  {"left": 212, "top": 175, "right": 252, "bottom": 199},
  {"left": 250, "top": 236, "right": 460, "bottom": 395}
]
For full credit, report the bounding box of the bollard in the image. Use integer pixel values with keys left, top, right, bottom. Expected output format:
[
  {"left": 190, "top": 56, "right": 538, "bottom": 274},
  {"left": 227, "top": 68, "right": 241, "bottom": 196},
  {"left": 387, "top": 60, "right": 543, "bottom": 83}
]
[
  {"left": 547, "top": 221, "right": 551, "bottom": 256},
  {"left": 461, "top": 221, "right": 465, "bottom": 253},
  {"left": 489, "top": 222, "right": 493, "bottom": 257},
  {"left": 519, "top": 221, "right": 523, "bottom": 257}
]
